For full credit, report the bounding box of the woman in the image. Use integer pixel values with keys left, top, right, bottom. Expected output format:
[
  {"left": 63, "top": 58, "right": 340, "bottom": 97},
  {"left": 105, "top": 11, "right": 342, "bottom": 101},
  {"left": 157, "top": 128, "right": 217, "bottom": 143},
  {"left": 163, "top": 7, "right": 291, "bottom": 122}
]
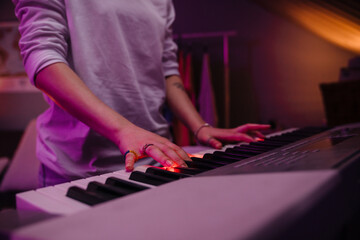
[{"left": 13, "top": 0, "right": 269, "bottom": 186}]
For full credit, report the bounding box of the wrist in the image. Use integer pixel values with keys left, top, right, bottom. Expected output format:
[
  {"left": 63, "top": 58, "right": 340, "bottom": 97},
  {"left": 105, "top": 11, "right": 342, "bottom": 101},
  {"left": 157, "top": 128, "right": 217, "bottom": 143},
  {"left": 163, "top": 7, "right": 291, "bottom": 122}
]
[
  {"left": 194, "top": 123, "right": 212, "bottom": 142},
  {"left": 112, "top": 121, "right": 137, "bottom": 146}
]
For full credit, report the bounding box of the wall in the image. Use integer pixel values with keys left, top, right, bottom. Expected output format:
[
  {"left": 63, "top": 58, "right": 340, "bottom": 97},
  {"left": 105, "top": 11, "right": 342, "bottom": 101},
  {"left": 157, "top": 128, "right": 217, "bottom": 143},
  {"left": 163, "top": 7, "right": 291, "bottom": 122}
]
[
  {"left": 0, "top": 0, "right": 16, "bottom": 22},
  {"left": 0, "top": 1, "right": 48, "bottom": 131},
  {"left": 173, "top": 0, "right": 357, "bottom": 129},
  {"left": 0, "top": 0, "right": 358, "bottom": 130}
]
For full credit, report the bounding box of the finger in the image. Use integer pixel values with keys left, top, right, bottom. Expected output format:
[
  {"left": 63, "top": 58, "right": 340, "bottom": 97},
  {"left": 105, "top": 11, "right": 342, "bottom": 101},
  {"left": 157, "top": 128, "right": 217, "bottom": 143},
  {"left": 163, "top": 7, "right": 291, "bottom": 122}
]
[
  {"left": 164, "top": 142, "right": 191, "bottom": 161},
  {"left": 237, "top": 133, "right": 255, "bottom": 143},
  {"left": 158, "top": 143, "right": 188, "bottom": 166},
  {"left": 159, "top": 146, "right": 188, "bottom": 167},
  {"left": 125, "top": 152, "right": 137, "bottom": 172},
  {"left": 223, "top": 133, "right": 255, "bottom": 143},
  {"left": 213, "top": 131, "right": 255, "bottom": 143},
  {"left": 207, "top": 137, "right": 222, "bottom": 149},
  {"left": 145, "top": 145, "right": 182, "bottom": 168},
  {"left": 236, "top": 124, "right": 271, "bottom": 133},
  {"left": 249, "top": 130, "right": 266, "bottom": 139}
]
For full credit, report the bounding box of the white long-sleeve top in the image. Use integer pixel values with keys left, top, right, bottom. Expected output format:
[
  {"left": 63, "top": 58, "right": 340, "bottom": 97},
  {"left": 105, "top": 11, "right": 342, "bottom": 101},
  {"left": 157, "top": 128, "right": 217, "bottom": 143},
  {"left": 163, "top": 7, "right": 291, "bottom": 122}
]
[{"left": 13, "top": 0, "right": 179, "bottom": 180}]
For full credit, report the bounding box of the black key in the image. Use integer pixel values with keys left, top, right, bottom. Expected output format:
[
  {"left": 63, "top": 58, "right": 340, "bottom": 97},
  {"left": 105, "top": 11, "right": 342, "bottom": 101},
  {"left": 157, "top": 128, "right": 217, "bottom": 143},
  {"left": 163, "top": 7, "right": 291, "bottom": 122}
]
[
  {"left": 249, "top": 142, "right": 279, "bottom": 149},
  {"left": 87, "top": 181, "right": 131, "bottom": 197},
  {"left": 191, "top": 157, "right": 228, "bottom": 166},
  {"left": 66, "top": 186, "right": 109, "bottom": 206},
  {"left": 226, "top": 148, "right": 263, "bottom": 155},
  {"left": 236, "top": 144, "right": 272, "bottom": 150},
  {"left": 105, "top": 177, "right": 149, "bottom": 193},
  {"left": 213, "top": 150, "right": 254, "bottom": 159},
  {"left": 258, "top": 140, "right": 286, "bottom": 147},
  {"left": 264, "top": 139, "right": 295, "bottom": 144},
  {"left": 146, "top": 167, "right": 190, "bottom": 180},
  {"left": 183, "top": 160, "right": 217, "bottom": 170},
  {"left": 234, "top": 145, "right": 269, "bottom": 153},
  {"left": 203, "top": 153, "right": 242, "bottom": 163},
  {"left": 269, "top": 136, "right": 303, "bottom": 142},
  {"left": 172, "top": 167, "right": 205, "bottom": 175},
  {"left": 129, "top": 171, "right": 175, "bottom": 186}
]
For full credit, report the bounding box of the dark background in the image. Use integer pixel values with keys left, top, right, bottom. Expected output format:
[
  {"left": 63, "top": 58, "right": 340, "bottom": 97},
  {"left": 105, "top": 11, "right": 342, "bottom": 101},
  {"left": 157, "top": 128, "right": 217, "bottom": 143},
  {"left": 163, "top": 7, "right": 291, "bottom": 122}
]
[{"left": 0, "top": 0, "right": 358, "bottom": 130}]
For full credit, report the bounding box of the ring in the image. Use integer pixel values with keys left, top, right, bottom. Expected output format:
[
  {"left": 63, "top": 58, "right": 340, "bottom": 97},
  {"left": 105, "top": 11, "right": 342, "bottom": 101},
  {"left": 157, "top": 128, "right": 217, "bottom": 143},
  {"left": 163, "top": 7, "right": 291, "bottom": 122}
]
[
  {"left": 124, "top": 150, "right": 139, "bottom": 161},
  {"left": 142, "top": 143, "right": 154, "bottom": 155}
]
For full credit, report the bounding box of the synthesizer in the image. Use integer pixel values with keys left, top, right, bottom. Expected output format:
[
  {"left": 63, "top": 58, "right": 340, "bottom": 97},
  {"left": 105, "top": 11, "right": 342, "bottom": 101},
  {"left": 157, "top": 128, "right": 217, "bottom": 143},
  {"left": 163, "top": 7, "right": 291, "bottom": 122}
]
[{"left": 12, "top": 123, "right": 360, "bottom": 240}]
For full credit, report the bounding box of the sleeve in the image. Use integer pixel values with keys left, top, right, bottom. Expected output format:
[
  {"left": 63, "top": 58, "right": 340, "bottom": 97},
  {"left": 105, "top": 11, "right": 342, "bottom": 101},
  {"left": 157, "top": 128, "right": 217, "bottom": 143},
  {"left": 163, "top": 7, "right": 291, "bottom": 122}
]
[
  {"left": 13, "top": 0, "right": 69, "bottom": 85},
  {"left": 162, "top": 0, "right": 180, "bottom": 78}
]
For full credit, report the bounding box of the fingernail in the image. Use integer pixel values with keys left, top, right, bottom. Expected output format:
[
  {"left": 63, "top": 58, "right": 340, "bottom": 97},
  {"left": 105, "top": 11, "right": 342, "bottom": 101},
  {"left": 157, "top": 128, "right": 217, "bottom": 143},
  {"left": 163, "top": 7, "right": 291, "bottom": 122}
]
[
  {"left": 165, "top": 160, "right": 173, "bottom": 167},
  {"left": 125, "top": 165, "right": 133, "bottom": 172}
]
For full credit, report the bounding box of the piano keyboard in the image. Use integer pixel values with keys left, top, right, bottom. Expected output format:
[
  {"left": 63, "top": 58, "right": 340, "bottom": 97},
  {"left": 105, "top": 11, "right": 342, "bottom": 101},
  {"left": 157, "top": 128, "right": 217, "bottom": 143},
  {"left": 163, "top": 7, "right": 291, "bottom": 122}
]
[{"left": 16, "top": 124, "right": 360, "bottom": 216}]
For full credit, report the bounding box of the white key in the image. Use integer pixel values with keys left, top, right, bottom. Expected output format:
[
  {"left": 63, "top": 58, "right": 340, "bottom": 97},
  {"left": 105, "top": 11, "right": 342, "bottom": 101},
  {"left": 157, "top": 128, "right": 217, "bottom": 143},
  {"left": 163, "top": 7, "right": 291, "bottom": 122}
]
[
  {"left": 72, "top": 175, "right": 108, "bottom": 188},
  {"left": 37, "top": 186, "right": 89, "bottom": 212},
  {"left": 133, "top": 165, "right": 151, "bottom": 173},
  {"left": 17, "top": 166, "right": 161, "bottom": 215},
  {"left": 16, "top": 190, "right": 83, "bottom": 215},
  {"left": 54, "top": 182, "right": 75, "bottom": 192}
]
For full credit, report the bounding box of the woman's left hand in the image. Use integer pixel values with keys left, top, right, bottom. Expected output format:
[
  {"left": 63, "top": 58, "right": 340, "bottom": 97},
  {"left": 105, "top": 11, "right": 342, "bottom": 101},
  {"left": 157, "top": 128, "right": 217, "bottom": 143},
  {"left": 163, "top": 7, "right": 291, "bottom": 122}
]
[{"left": 195, "top": 123, "right": 271, "bottom": 149}]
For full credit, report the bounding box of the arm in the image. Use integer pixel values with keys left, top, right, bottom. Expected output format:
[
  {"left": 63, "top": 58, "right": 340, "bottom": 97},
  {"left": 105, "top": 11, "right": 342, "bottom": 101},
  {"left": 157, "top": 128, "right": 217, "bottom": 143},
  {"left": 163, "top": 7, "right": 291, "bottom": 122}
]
[
  {"left": 166, "top": 75, "right": 271, "bottom": 149},
  {"left": 14, "top": 0, "right": 188, "bottom": 172},
  {"left": 165, "top": 75, "right": 207, "bottom": 136},
  {"left": 161, "top": 3, "right": 270, "bottom": 149},
  {"left": 36, "top": 63, "right": 189, "bottom": 171}
]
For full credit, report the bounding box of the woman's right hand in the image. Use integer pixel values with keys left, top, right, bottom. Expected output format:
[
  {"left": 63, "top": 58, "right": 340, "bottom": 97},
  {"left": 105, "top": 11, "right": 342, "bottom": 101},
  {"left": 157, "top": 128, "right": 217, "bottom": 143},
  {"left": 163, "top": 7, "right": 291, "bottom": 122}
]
[{"left": 116, "top": 125, "right": 190, "bottom": 172}]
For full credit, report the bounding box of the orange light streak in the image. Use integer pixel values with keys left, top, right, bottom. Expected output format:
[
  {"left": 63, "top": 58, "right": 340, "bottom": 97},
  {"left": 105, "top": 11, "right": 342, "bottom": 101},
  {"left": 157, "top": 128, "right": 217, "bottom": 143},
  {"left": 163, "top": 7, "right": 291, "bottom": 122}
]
[
  {"left": 188, "top": 153, "right": 204, "bottom": 158},
  {"left": 283, "top": 1, "right": 360, "bottom": 53}
]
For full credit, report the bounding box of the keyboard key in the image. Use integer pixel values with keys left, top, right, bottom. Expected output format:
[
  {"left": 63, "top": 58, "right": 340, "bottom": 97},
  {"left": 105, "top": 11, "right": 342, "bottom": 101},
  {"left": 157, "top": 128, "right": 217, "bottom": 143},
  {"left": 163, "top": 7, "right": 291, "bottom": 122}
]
[
  {"left": 145, "top": 167, "right": 190, "bottom": 180},
  {"left": 226, "top": 148, "right": 263, "bottom": 156},
  {"left": 87, "top": 181, "right": 131, "bottom": 197},
  {"left": 213, "top": 150, "right": 254, "bottom": 159},
  {"left": 190, "top": 157, "right": 227, "bottom": 167},
  {"left": 66, "top": 186, "right": 111, "bottom": 206},
  {"left": 172, "top": 167, "right": 206, "bottom": 175},
  {"left": 183, "top": 160, "right": 217, "bottom": 170},
  {"left": 203, "top": 153, "right": 240, "bottom": 163},
  {"left": 105, "top": 177, "right": 149, "bottom": 193},
  {"left": 129, "top": 171, "right": 175, "bottom": 186}
]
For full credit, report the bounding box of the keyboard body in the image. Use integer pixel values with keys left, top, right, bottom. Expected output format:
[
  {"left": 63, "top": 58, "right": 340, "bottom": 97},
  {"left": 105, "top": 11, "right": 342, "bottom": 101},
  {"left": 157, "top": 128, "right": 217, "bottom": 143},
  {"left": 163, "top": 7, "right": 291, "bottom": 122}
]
[{"left": 12, "top": 123, "right": 360, "bottom": 240}]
